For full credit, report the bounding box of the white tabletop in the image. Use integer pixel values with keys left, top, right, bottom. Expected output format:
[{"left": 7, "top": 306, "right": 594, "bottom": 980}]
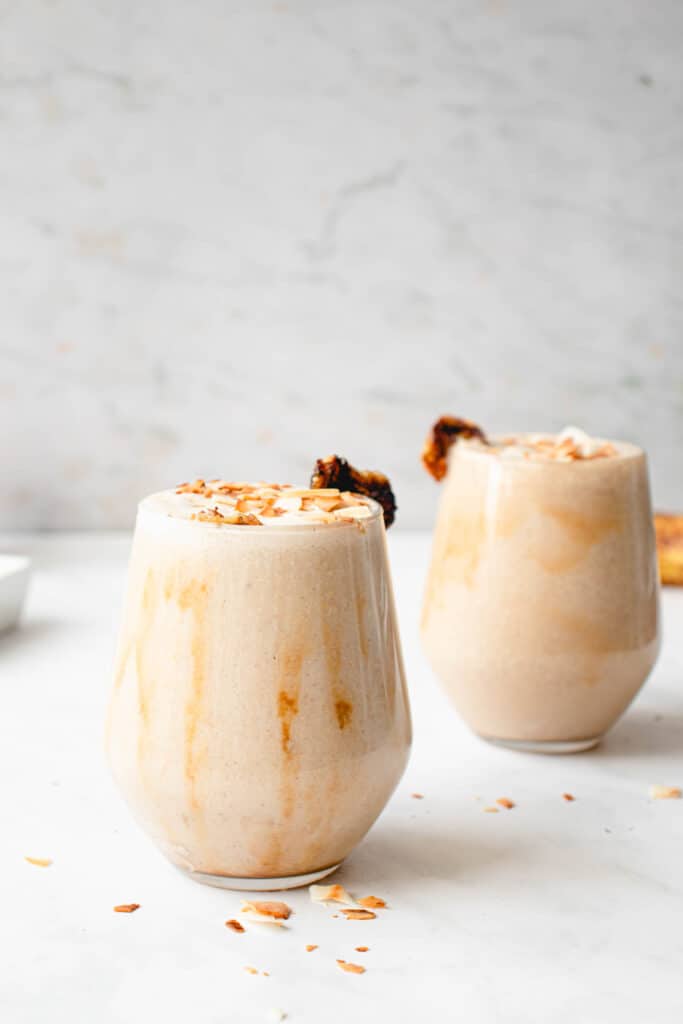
[{"left": 2, "top": 532, "right": 682, "bottom": 1024}]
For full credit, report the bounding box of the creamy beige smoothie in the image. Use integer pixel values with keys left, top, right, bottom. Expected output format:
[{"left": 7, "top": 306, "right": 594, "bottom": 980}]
[
  {"left": 421, "top": 424, "right": 660, "bottom": 752},
  {"left": 107, "top": 478, "right": 410, "bottom": 888}
]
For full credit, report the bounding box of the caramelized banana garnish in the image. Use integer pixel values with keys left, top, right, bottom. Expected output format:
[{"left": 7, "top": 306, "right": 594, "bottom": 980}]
[
  {"left": 310, "top": 456, "right": 397, "bottom": 529},
  {"left": 654, "top": 513, "right": 683, "bottom": 585},
  {"left": 421, "top": 416, "right": 487, "bottom": 481}
]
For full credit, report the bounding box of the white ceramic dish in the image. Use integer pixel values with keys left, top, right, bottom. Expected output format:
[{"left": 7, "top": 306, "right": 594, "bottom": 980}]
[{"left": 0, "top": 555, "right": 31, "bottom": 633}]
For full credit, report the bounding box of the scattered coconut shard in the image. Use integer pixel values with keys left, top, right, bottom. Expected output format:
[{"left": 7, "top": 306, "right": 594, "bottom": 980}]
[
  {"left": 562, "top": 793, "right": 576, "bottom": 802},
  {"left": 337, "top": 959, "right": 366, "bottom": 975},
  {"left": 25, "top": 856, "right": 52, "bottom": 868},
  {"left": 358, "top": 896, "right": 387, "bottom": 909},
  {"left": 411, "top": 792, "right": 424, "bottom": 800},
  {"left": 310, "top": 455, "right": 397, "bottom": 529},
  {"left": 421, "top": 416, "right": 487, "bottom": 481},
  {"left": 309, "top": 883, "right": 358, "bottom": 907},
  {"left": 305, "top": 944, "right": 318, "bottom": 953},
  {"left": 355, "top": 946, "right": 369, "bottom": 953},
  {"left": 225, "top": 919, "right": 246, "bottom": 933},
  {"left": 496, "top": 797, "right": 515, "bottom": 810},
  {"left": 649, "top": 785, "right": 682, "bottom": 800},
  {"left": 341, "top": 909, "right": 377, "bottom": 921},
  {"left": 113, "top": 903, "right": 140, "bottom": 913},
  {"left": 241, "top": 900, "right": 292, "bottom": 925}
]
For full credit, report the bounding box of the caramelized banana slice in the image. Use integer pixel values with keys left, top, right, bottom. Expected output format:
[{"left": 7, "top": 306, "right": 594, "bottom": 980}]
[
  {"left": 654, "top": 513, "right": 683, "bottom": 586},
  {"left": 311, "top": 456, "right": 397, "bottom": 529},
  {"left": 421, "top": 416, "right": 487, "bottom": 481}
]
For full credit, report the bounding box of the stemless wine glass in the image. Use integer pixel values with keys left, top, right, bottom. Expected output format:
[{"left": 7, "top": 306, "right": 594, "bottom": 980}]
[
  {"left": 421, "top": 434, "right": 660, "bottom": 753},
  {"left": 106, "top": 488, "right": 411, "bottom": 889}
]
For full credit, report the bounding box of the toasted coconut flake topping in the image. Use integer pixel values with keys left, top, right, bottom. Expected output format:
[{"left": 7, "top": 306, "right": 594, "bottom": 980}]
[
  {"left": 332, "top": 504, "right": 372, "bottom": 521},
  {"left": 241, "top": 900, "right": 292, "bottom": 922},
  {"left": 500, "top": 435, "right": 618, "bottom": 462},
  {"left": 25, "top": 856, "right": 52, "bottom": 867},
  {"left": 484, "top": 806, "right": 499, "bottom": 813},
  {"left": 358, "top": 896, "right": 386, "bottom": 909},
  {"left": 309, "top": 883, "right": 358, "bottom": 907},
  {"left": 421, "top": 416, "right": 487, "bottom": 481},
  {"left": 547, "top": 427, "right": 617, "bottom": 460},
  {"left": 355, "top": 946, "right": 369, "bottom": 953},
  {"left": 260, "top": 504, "right": 287, "bottom": 518},
  {"left": 311, "top": 455, "right": 396, "bottom": 528},
  {"left": 305, "top": 944, "right": 318, "bottom": 952},
  {"left": 496, "top": 797, "right": 515, "bottom": 809},
  {"left": 114, "top": 903, "right": 140, "bottom": 913},
  {"left": 226, "top": 918, "right": 245, "bottom": 933},
  {"left": 192, "top": 507, "right": 263, "bottom": 526},
  {"left": 307, "top": 494, "right": 345, "bottom": 513},
  {"left": 649, "top": 784, "right": 682, "bottom": 800},
  {"left": 337, "top": 960, "right": 366, "bottom": 975},
  {"left": 411, "top": 792, "right": 424, "bottom": 799},
  {"left": 244, "top": 966, "right": 259, "bottom": 975},
  {"left": 164, "top": 479, "right": 376, "bottom": 527},
  {"left": 562, "top": 793, "right": 576, "bottom": 802},
  {"left": 486, "top": 428, "right": 619, "bottom": 463},
  {"left": 229, "top": 511, "right": 263, "bottom": 526},
  {"left": 277, "top": 494, "right": 302, "bottom": 513},
  {"left": 341, "top": 909, "right": 376, "bottom": 921},
  {"left": 176, "top": 478, "right": 212, "bottom": 496}
]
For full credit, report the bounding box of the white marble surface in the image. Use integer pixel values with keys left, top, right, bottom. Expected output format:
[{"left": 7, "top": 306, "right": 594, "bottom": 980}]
[
  {"left": 1, "top": 530, "right": 682, "bottom": 1022},
  {"left": 1, "top": 1, "right": 683, "bottom": 529}
]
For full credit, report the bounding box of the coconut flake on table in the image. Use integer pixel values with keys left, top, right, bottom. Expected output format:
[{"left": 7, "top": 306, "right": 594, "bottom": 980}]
[
  {"left": 336, "top": 959, "right": 366, "bottom": 974},
  {"left": 358, "top": 895, "right": 387, "bottom": 909},
  {"left": 309, "top": 883, "right": 359, "bottom": 907},
  {"left": 240, "top": 900, "right": 292, "bottom": 925}
]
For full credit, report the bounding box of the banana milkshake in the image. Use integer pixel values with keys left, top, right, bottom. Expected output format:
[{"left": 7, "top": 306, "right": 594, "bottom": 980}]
[
  {"left": 107, "top": 464, "right": 410, "bottom": 888},
  {"left": 421, "top": 420, "right": 660, "bottom": 752}
]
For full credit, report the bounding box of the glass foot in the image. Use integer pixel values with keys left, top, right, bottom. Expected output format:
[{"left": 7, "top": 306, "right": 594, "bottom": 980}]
[
  {"left": 179, "top": 862, "right": 341, "bottom": 892},
  {"left": 482, "top": 735, "right": 602, "bottom": 754}
]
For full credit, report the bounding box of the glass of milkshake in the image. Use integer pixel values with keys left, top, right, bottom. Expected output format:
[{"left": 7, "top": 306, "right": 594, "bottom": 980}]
[
  {"left": 421, "top": 419, "right": 660, "bottom": 753},
  {"left": 106, "top": 459, "right": 410, "bottom": 889}
]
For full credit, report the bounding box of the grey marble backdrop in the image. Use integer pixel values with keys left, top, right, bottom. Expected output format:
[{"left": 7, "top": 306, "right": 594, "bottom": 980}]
[{"left": 1, "top": 0, "right": 682, "bottom": 529}]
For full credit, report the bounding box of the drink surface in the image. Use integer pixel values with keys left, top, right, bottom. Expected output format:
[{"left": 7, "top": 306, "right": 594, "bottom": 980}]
[
  {"left": 465, "top": 425, "right": 628, "bottom": 462},
  {"left": 146, "top": 479, "right": 377, "bottom": 527},
  {"left": 421, "top": 429, "right": 660, "bottom": 745},
  {"left": 107, "top": 482, "right": 410, "bottom": 880}
]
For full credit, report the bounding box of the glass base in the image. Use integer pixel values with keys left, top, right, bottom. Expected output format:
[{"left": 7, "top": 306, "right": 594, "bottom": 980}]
[
  {"left": 179, "top": 862, "right": 341, "bottom": 892},
  {"left": 481, "top": 735, "right": 602, "bottom": 755}
]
